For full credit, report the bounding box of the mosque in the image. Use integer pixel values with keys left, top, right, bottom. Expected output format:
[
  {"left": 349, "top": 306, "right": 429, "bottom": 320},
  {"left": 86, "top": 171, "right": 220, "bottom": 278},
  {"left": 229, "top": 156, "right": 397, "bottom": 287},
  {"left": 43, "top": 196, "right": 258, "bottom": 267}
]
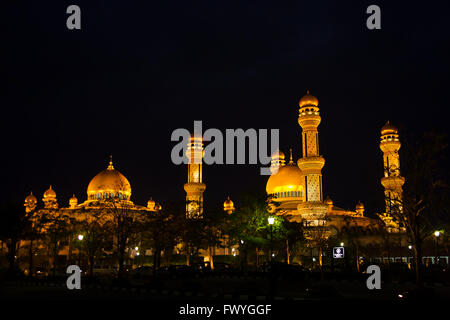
[
  {"left": 21, "top": 91, "right": 404, "bottom": 267},
  {"left": 24, "top": 156, "right": 162, "bottom": 215},
  {"left": 264, "top": 91, "right": 404, "bottom": 236}
]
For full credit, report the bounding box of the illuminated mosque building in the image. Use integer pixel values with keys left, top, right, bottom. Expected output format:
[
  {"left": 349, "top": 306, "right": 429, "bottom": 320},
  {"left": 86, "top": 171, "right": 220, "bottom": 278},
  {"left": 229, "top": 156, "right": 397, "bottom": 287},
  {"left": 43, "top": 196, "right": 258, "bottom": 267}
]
[
  {"left": 22, "top": 91, "right": 404, "bottom": 264},
  {"left": 265, "top": 91, "right": 404, "bottom": 236},
  {"left": 24, "top": 156, "right": 162, "bottom": 220}
]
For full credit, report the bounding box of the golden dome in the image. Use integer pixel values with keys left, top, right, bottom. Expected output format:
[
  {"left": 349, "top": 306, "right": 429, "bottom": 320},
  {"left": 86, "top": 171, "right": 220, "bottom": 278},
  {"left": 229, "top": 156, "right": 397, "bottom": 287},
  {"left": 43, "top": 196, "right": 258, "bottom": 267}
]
[
  {"left": 381, "top": 121, "right": 398, "bottom": 135},
  {"left": 324, "top": 196, "right": 333, "bottom": 206},
  {"left": 87, "top": 157, "right": 131, "bottom": 201},
  {"left": 272, "top": 150, "right": 285, "bottom": 160},
  {"left": 69, "top": 194, "right": 78, "bottom": 208},
  {"left": 356, "top": 201, "right": 364, "bottom": 209},
  {"left": 299, "top": 90, "right": 319, "bottom": 108},
  {"left": 266, "top": 163, "right": 303, "bottom": 195},
  {"left": 224, "top": 196, "right": 233, "bottom": 206},
  {"left": 224, "top": 196, "right": 235, "bottom": 214},
  {"left": 43, "top": 185, "right": 56, "bottom": 199},
  {"left": 25, "top": 192, "right": 37, "bottom": 204},
  {"left": 147, "top": 197, "right": 155, "bottom": 210}
]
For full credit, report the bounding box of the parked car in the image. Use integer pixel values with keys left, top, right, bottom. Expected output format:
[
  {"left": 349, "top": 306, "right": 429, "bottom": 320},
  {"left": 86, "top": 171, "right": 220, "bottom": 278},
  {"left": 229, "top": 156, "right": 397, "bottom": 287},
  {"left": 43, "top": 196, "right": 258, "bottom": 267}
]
[
  {"left": 156, "top": 265, "right": 196, "bottom": 279},
  {"left": 33, "top": 267, "right": 48, "bottom": 278},
  {"left": 93, "top": 265, "right": 117, "bottom": 277}
]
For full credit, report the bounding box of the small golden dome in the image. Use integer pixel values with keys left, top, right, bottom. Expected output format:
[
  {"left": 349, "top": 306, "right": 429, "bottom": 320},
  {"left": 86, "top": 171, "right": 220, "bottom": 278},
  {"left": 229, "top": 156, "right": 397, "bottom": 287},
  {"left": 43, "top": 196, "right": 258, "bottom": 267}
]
[
  {"left": 325, "top": 196, "right": 333, "bottom": 206},
  {"left": 87, "top": 157, "right": 131, "bottom": 201},
  {"left": 224, "top": 196, "right": 235, "bottom": 213},
  {"left": 69, "top": 194, "right": 78, "bottom": 203},
  {"left": 25, "top": 192, "right": 37, "bottom": 204},
  {"left": 224, "top": 196, "right": 234, "bottom": 207},
  {"left": 43, "top": 185, "right": 56, "bottom": 199},
  {"left": 147, "top": 197, "right": 155, "bottom": 209},
  {"left": 271, "top": 150, "right": 285, "bottom": 160},
  {"left": 299, "top": 90, "right": 319, "bottom": 108},
  {"left": 381, "top": 121, "right": 398, "bottom": 135},
  {"left": 69, "top": 194, "right": 78, "bottom": 208},
  {"left": 356, "top": 201, "right": 364, "bottom": 209},
  {"left": 266, "top": 162, "right": 303, "bottom": 195}
]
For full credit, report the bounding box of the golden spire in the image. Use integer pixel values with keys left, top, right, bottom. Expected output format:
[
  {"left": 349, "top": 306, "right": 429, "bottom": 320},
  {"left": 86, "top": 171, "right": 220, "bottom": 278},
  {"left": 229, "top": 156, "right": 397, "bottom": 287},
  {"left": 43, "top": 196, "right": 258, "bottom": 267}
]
[
  {"left": 107, "top": 155, "right": 114, "bottom": 170},
  {"left": 289, "top": 148, "right": 294, "bottom": 164}
]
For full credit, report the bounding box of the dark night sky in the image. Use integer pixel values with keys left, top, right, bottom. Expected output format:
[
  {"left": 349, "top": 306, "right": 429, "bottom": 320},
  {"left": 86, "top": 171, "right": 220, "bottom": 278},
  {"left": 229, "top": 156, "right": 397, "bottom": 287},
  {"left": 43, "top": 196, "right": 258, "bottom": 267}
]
[{"left": 3, "top": 1, "right": 450, "bottom": 217}]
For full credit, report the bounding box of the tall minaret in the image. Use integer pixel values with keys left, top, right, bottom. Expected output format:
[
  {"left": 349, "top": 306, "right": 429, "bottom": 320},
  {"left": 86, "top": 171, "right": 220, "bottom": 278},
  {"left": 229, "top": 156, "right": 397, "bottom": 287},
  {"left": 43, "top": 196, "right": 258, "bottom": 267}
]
[
  {"left": 379, "top": 121, "right": 405, "bottom": 216},
  {"left": 297, "top": 91, "right": 325, "bottom": 203},
  {"left": 184, "top": 134, "right": 206, "bottom": 219}
]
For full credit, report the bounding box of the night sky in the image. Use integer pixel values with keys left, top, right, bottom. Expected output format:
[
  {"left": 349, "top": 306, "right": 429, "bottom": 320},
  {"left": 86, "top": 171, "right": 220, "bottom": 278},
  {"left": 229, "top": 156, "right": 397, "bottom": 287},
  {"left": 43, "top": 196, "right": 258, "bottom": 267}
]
[{"left": 3, "top": 1, "right": 450, "bottom": 217}]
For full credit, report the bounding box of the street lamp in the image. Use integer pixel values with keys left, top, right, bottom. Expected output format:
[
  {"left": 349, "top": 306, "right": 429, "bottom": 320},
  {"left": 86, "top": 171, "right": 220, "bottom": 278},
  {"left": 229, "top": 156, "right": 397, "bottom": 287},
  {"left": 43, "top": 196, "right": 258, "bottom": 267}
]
[
  {"left": 434, "top": 231, "right": 441, "bottom": 265},
  {"left": 340, "top": 242, "right": 344, "bottom": 247},
  {"left": 268, "top": 217, "right": 275, "bottom": 262},
  {"left": 77, "top": 234, "right": 83, "bottom": 266}
]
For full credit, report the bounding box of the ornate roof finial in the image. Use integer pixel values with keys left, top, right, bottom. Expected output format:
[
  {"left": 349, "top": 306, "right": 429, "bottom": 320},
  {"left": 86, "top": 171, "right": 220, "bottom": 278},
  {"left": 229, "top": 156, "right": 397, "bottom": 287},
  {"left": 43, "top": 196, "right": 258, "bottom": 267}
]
[
  {"left": 107, "top": 155, "right": 114, "bottom": 170},
  {"left": 306, "top": 90, "right": 310, "bottom": 94},
  {"left": 289, "top": 148, "right": 293, "bottom": 164}
]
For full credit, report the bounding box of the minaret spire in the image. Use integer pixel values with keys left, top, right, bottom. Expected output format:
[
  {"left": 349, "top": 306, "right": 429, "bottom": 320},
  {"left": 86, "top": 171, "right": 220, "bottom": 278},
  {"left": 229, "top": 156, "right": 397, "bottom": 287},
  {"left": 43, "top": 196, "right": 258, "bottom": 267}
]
[{"left": 107, "top": 155, "right": 114, "bottom": 170}]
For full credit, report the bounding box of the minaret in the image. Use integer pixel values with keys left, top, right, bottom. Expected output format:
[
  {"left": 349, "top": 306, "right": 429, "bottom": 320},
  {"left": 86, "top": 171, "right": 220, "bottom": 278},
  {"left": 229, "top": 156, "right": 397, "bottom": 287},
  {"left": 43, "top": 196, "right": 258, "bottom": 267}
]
[
  {"left": 297, "top": 91, "right": 325, "bottom": 203},
  {"left": 184, "top": 134, "right": 206, "bottom": 219},
  {"left": 379, "top": 121, "right": 405, "bottom": 219}
]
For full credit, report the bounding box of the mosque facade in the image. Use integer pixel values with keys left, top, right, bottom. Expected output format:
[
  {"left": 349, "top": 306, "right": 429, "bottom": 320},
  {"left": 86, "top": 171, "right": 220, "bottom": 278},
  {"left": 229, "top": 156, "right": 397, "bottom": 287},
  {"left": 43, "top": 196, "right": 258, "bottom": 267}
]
[
  {"left": 265, "top": 91, "right": 403, "bottom": 237},
  {"left": 19, "top": 91, "right": 404, "bottom": 267}
]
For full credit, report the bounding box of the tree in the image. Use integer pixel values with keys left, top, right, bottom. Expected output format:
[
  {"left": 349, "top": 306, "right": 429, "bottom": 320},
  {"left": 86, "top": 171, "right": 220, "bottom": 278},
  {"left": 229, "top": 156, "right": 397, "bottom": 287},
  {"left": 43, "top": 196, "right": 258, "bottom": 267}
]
[
  {"left": 104, "top": 198, "right": 145, "bottom": 279},
  {"left": 0, "top": 201, "right": 34, "bottom": 276},
  {"left": 303, "top": 216, "right": 331, "bottom": 278},
  {"left": 73, "top": 209, "right": 112, "bottom": 278},
  {"left": 39, "top": 210, "right": 71, "bottom": 277},
  {"left": 142, "top": 204, "right": 179, "bottom": 272},
  {"left": 225, "top": 194, "right": 270, "bottom": 272},
  {"left": 388, "top": 132, "right": 449, "bottom": 285}
]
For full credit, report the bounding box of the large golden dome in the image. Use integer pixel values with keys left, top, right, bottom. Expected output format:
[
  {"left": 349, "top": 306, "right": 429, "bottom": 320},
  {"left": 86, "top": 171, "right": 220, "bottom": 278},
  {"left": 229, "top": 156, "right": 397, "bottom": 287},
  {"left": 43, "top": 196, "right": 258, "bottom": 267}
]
[
  {"left": 87, "top": 157, "right": 131, "bottom": 201},
  {"left": 266, "top": 162, "right": 304, "bottom": 197}
]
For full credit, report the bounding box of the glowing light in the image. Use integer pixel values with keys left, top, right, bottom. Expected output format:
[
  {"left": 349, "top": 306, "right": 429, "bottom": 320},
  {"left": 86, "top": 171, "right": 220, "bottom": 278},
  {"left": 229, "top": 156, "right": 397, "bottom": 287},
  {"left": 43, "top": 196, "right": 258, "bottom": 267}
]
[
  {"left": 268, "top": 217, "right": 275, "bottom": 225},
  {"left": 434, "top": 231, "right": 441, "bottom": 237},
  {"left": 340, "top": 242, "right": 344, "bottom": 247},
  {"left": 408, "top": 245, "right": 412, "bottom": 249},
  {"left": 135, "top": 247, "right": 139, "bottom": 251},
  {"left": 78, "top": 234, "right": 84, "bottom": 241}
]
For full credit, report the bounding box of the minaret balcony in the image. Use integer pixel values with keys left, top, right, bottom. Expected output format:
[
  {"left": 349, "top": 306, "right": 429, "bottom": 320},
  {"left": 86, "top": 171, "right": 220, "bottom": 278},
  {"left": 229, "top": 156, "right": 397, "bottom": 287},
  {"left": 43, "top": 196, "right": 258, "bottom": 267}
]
[
  {"left": 184, "top": 182, "right": 206, "bottom": 194},
  {"left": 298, "top": 114, "right": 321, "bottom": 129},
  {"left": 381, "top": 176, "right": 405, "bottom": 190},
  {"left": 297, "top": 156, "right": 325, "bottom": 172}
]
